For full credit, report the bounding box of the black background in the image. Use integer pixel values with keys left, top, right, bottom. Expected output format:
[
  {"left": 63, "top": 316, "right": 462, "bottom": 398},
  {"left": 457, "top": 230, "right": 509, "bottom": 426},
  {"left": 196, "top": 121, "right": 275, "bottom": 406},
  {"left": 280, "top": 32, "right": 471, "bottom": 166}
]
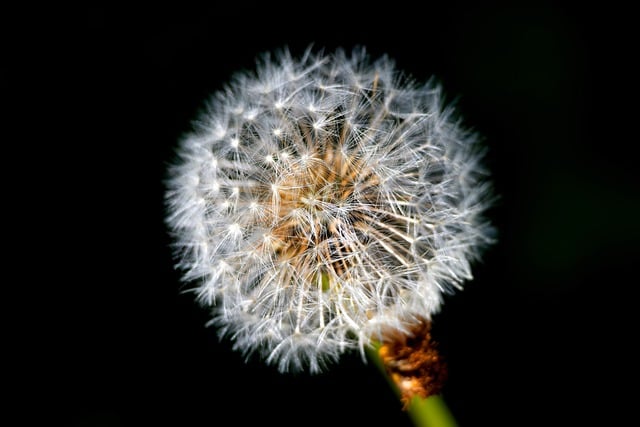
[{"left": 24, "top": 3, "right": 637, "bottom": 426}]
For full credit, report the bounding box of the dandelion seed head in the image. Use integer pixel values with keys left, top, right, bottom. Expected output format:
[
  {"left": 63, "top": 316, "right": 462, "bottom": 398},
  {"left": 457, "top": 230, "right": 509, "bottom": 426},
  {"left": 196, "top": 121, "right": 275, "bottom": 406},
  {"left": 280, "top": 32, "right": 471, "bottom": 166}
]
[{"left": 166, "top": 47, "right": 495, "bottom": 373}]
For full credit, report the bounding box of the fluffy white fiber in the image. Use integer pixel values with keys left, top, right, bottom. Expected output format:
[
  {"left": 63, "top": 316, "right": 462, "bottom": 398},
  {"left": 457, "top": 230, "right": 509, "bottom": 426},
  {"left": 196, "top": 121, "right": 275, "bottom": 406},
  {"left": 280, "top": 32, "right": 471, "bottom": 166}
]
[{"left": 166, "top": 47, "right": 494, "bottom": 373}]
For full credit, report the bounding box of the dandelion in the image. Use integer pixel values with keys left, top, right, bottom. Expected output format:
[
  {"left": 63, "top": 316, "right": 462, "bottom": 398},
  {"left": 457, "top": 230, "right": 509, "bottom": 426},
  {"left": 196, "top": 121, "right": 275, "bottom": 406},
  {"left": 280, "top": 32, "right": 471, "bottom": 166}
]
[{"left": 165, "top": 47, "right": 494, "bottom": 375}]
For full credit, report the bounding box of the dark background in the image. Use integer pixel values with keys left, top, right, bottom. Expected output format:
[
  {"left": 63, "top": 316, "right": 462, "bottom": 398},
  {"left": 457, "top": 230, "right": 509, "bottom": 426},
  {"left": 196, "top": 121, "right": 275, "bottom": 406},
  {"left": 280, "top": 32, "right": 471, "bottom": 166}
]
[{"left": 31, "top": 3, "right": 636, "bottom": 426}]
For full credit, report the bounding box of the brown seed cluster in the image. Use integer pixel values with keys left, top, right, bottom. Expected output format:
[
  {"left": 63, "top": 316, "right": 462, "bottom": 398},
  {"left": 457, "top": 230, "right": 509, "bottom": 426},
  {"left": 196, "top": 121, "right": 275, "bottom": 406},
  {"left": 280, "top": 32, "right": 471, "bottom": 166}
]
[
  {"left": 267, "top": 146, "right": 370, "bottom": 261},
  {"left": 257, "top": 135, "right": 389, "bottom": 289},
  {"left": 378, "top": 320, "right": 448, "bottom": 409}
]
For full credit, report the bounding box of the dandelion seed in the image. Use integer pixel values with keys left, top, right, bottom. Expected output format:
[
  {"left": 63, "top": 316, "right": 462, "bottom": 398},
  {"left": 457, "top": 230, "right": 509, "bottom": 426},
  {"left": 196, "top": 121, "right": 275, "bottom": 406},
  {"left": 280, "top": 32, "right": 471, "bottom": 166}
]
[{"left": 165, "top": 47, "right": 494, "bottom": 373}]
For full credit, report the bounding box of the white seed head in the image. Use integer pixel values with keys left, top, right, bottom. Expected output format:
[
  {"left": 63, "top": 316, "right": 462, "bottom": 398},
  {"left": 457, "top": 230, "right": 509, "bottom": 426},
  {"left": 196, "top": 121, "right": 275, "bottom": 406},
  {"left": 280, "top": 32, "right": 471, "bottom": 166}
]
[{"left": 165, "top": 47, "right": 495, "bottom": 373}]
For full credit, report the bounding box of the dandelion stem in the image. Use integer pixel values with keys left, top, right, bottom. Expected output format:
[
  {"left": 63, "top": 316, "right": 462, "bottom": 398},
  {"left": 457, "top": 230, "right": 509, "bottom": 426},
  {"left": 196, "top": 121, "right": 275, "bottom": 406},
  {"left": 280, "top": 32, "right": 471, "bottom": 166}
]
[{"left": 366, "top": 342, "right": 457, "bottom": 427}]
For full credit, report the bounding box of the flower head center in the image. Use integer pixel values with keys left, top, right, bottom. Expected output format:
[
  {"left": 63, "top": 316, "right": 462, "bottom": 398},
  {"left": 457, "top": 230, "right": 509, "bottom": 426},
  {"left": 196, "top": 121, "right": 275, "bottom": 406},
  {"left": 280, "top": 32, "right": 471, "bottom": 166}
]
[{"left": 261, "top": 143, "right": 375, "bottom": 284}]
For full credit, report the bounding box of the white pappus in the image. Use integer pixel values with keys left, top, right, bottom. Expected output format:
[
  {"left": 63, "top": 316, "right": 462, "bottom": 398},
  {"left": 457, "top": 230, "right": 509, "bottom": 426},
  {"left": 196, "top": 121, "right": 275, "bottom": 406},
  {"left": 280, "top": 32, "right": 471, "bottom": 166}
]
[{"left": 165, "top": 47, "right": 495, "bottom": 373}]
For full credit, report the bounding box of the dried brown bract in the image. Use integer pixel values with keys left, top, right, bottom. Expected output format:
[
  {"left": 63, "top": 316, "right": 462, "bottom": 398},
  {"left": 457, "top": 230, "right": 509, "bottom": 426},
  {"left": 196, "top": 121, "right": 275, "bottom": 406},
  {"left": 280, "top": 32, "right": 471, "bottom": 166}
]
[{"left": 379, "top": 320, "right": 447, "bottom": 409}]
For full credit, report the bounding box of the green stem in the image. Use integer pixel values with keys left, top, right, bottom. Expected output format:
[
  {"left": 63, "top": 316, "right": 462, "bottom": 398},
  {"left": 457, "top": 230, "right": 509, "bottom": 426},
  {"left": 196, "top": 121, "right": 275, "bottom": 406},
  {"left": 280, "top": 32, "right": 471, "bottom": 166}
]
[{"left": 366, "top": 343, "right": 458, "bottom": 427}]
